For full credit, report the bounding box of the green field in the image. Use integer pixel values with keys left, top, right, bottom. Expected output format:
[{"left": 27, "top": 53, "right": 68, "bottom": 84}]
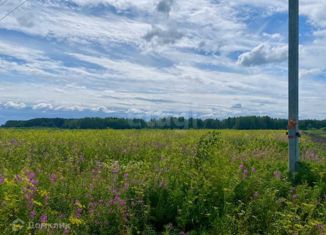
[{"left": 0, "top": 129, "right": 325, "bottom": 234}]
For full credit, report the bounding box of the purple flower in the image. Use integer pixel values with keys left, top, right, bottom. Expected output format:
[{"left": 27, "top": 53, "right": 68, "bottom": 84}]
[
  {"left": 27, "top": 172, "right": 36, "bottom": 181},
  {"left": 239, "top": 163, "right": 245, "bottom": 170},
  {"left": 15, "top": 174, "right": 22, "bottom": 182},
  {"left": 0, "top": 176, "right": 4, "bottom": 184},
  {"left": 110, "top": 195, "right": 126, "bottom": 207},
  {"left": 88, "top": 202, "right": 96, "bottom": 215},
  {"left": 40, "top": 214, "right": 48, "bottom": 223},
  {"left": 243, "top": 169, "right": 249, "bottom": 177},
  {"left": 76, "top": 208, "right": 83, "bottom": 218},
  {"left": 63, "top": 228, "right": 70, "bottom": 235},
  {"left": 273, "top": 170, "right": 281, "bottom": 179},
  {"left": 292, "top": 194, "right": 298, "bottom": 200},
  {"left": 252, "top": 167, "right": 257, "bottom": 173},
  {"left": 119, "top": 199, "right": 126, "bottom": 207},
  {"left": 30, "top": 210, "right": 36, "bottom": 219},
  {"left": 30, "top": 179, "right": 39, "bottom": 186},
  {"left": 10, "top": 139, "right": 18, "bottom": 145},
  {"left": 50, "top": 173, "right": 57, "bottom": 183}
]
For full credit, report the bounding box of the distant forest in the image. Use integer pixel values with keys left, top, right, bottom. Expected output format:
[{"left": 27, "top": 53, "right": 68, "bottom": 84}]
[{"left": 2, "top": 116, "right": 326, "bottom": 130}]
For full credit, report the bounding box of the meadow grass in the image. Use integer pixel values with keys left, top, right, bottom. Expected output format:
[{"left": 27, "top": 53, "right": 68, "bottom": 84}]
[{"left": 0, "top": 129, "right": 325, "bottom": 234}]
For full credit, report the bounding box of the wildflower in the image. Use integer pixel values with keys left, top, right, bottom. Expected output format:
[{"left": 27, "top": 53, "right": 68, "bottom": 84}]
[
  {"left": 110, "top": 195, "right": 126, "bottom": 207},
  {"left": 40, "top": 214, "right": 48, "bottom": 223},
  {"left": 76, "top": 208, "right": 83, "bottom": 219},
  {"left": 15, "top": 174, "right": 22, "bottom": 182},
  {"left": 119, "top": 198, "right": 126, "bottom": 207},
  {"left": 239, "top": 163, "right": 245, "bottom": 170},
  {"left": 124, "top": 182, "right": 129, "bottom": 190},
  {"left": 69, "top": 216, "right": 84, "bottom": 225},
  {"left": 316, "top": 224, "right": 324, "bottom": 232},
  {"left": 292, "top": 194, "right": 298, "bottom": 200},
  {"left": 273, "top": 170, "right": 281, "bottom": 179},
  {"left": 112, "top": 161, "right": 120, "bottom": 174},
  {"left": 50, "top": 173, "right": 57, "bottom": 183},
  {"left": 252, "top": 167, "right": 257, "bottom": 173},
  {"left": 30, "top": 210, "right": 36, "bottom": 219},
  {"left": 27, "top": 171, "right": 36, "bottom": 181},
  {"left": 10, "top": 139, "right": 18, "bottom": 145},
  {"left": 243, "top": 169, "right": 249, "bottom": 177},
  {"left": 30, "top": 179, "right": 39, "bottom": 186},
  {"left": 88, "top": 202, "right": 96, "bottom": 215},
  {"left": 0, "top": 176, "right": 4, "bottom": 184},
  {"left": 63, "top": 228, "right": 70, "bottom": 235}
]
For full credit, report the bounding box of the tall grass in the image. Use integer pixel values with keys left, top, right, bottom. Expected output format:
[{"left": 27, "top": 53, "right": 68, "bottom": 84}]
[{"left": 0, "top": 129, "right": 325, "bottom": 234}]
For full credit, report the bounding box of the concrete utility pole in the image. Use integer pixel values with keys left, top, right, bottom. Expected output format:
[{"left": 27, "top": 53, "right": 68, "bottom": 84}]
[{"left": 288, "top": 0, "right": 300, "bottom": 173}]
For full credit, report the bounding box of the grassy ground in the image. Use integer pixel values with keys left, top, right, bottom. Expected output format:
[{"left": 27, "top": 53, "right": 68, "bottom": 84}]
[{"left": 0, "top": 129, "right": 325, "bottom": 234}]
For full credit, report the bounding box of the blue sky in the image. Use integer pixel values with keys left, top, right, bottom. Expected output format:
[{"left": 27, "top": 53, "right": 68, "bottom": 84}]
[{"left": 0, "top": 0, "right": 326, "bottom": 124}]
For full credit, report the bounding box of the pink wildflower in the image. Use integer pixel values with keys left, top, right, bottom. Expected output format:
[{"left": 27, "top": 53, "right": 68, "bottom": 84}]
[
  {"left": 30, "top": 179, "right": 39, "bottom": 186},
  {"left": 273, "top": 170, "right": 281, "bottom": 179},
  {"left": 27, "top": 172, "right": 36, "bottom": 181},
  {"left": 76, "top": 208, "right": 83, "bottom": 218},
  {"left": 30, "top": 210, "right": 36, "bottom": 219},
  {"left": 15, "top": 174, "right": 22, "bottom": 182},
  {"left": 50, "top": 173, "right": 57, "bottom": 183},
  {"left": 40, "top": 214, "right": 48, "bottom": 223},
  {"left": 0, "top": 176, "right": 4, "bottom": 184}
]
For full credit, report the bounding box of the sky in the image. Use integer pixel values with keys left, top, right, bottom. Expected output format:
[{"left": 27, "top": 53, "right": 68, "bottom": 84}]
[{"left": 0, "top": 0, "right": 326, "bottom": 124}]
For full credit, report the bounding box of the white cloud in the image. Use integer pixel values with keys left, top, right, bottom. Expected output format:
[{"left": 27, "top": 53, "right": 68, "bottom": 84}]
[
  {"left": 3, "top": 101, "right": 26, "bottom": 109},
  {"left": 32, "top": 103, "right": 54, "bottom": 110},
  {"left": 237, "top": 43, "right": 288, "bottom": 66},
  {"left": 0, "top": 0, "right": 325, "bottom": 121}
]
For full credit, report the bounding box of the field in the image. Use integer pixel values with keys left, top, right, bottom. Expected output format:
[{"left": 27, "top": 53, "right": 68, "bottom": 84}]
[{"left": 0, "top": 129, "right": 325, "bottom": 235}]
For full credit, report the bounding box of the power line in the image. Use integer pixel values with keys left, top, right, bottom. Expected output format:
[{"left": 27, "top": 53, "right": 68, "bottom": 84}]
[{"left": 0, "top": 0, "right": 29, "bottom": 23}]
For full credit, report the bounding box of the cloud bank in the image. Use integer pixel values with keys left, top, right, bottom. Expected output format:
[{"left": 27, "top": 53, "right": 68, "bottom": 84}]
[{"left": 0, "top": 0, "right": 325, "bottom": 124}]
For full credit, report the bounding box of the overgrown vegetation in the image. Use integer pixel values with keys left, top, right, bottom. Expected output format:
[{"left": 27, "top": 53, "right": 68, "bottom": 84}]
[{"left": 0, "top": 129, "right": 325, "bottom": 234}]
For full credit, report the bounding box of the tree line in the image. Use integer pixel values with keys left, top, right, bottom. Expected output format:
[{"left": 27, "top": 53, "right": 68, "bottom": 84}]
[{"left": 2, "top": 116, "right": 326, "bottom": 130}]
